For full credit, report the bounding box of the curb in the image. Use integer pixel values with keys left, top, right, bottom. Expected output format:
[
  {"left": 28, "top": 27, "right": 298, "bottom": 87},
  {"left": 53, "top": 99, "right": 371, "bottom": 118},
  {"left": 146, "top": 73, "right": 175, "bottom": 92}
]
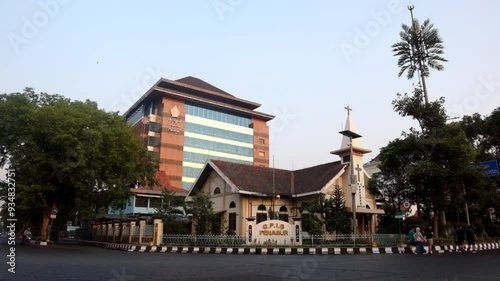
[
  {"left": 405, "top": 243, "right": 500, "bottom": 254},
  {"left": 77, "top": 240, "right": 500, "bottom": 255}
]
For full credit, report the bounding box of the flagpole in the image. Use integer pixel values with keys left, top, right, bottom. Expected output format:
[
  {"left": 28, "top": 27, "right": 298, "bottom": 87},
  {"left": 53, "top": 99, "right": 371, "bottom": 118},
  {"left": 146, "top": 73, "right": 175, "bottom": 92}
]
[{"left": 272, "top": 155, "right": 275, "bottom": 219}]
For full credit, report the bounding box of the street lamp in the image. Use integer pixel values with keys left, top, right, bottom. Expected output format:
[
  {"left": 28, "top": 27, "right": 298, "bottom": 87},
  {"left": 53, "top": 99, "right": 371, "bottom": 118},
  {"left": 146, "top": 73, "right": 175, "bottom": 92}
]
[{"left": 339, "top": 129, "right": 362, "bottom": 236}]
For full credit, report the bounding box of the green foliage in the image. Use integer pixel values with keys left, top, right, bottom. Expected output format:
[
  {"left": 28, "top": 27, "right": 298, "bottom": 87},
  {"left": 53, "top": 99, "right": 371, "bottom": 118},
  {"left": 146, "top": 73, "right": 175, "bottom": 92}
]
[
  {"left": 191, "top": 192, "right": 217, "bottom": 234},
  {"left": 374, "top": 87, "right": 487, "bottom": 238},
  {"left": 376, "top": 214, "right": 402, "bottom": 234},
  {"left": 163, "top": 216, "right": 190, "bottom": 235},
  {"left": 402, "top": 216, "right": 424, "bottom": 233},
  {"left": 301, "top": 186, "right": 352, "bottom": 234},
  {"left": 485, "top": 223, "right": 500, "bottom": 237},
  {"left": 376, "top": 224, "right": 401, "bottom": 234},
  {"left": 392, "top": 18, "right": 447, "bottom": 80},
  {"left": 156, "top": 189, "right": 185, "bottom": 217},
  {"left": 0, "top": 88, "right": 157, "bottom": 239}
]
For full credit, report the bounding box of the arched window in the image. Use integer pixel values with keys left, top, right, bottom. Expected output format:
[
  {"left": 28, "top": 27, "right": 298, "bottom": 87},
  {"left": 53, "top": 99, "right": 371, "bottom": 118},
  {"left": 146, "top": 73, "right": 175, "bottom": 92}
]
[
  {"left": 229, "top": 201, "right": 236, "bottom": 208},
  {"left": 365, "top": 204, "right": 371, "bottom": 209},
  {"left": 257, "top": 204, "right": 267, "bottom": 223},
  {"left": 279, "top": 205, "right": 288, "bottom": 222},
  {"left": 214, "top": 187, "right": 221, "bottom": 195}
]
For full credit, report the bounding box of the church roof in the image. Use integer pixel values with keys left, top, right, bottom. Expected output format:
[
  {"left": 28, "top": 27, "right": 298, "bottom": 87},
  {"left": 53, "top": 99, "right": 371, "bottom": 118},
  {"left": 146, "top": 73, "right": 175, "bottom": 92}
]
[{"left": 188, "top": 160, "right": 346, "bottom": 197}]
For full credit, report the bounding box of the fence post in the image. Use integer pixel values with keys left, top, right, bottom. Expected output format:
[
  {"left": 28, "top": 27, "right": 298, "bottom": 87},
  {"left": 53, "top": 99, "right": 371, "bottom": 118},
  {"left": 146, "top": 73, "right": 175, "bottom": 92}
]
[
  {"left": 128, "top": 221, "right": 135, "bottom": 244},
  {"left": 106, "top": 222, "right": 112, "bottom": 242},
  {"left": 94, "top": 223, "right": 99, "bottom": 241},
  {"left": 138, "top": 219, "right": 146, "bottom": 245},
  {"left": 120, "top": 221, "right": 126, "bottom": 243},
  {"left": 153, "top": 217, "right": 163, "bottom": 246}
]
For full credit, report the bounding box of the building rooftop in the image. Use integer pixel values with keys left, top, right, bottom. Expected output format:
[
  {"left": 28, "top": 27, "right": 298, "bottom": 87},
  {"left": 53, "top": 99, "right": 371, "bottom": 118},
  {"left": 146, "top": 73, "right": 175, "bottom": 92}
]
[
  {"left": 123, "top": 76, "right": 274, "bottom": 121},
  {"left": 189, "top": 160, "right": 347, "bottom": 197}
]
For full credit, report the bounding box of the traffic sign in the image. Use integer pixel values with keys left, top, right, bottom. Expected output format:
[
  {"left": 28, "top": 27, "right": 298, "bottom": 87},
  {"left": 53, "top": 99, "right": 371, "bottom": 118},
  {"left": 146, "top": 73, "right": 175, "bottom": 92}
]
[
  {"left": 402, "top": 201, "right": 411, "bottom": 209},
  {"left": 395, "top": 211, "right": 404, "bottom": 219},
  {"left": 474, "top": 160, "right": 499, "bottom": 176},
  {"left": 51, "top": 207, "right": 59, "bottom": 215}
]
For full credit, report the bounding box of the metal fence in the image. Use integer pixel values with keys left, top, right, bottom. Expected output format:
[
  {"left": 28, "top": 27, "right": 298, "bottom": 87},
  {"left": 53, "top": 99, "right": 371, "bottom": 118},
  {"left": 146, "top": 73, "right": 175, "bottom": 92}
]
[
  {"left": 162, "top": 234, "right": 404, "bottom": 247},
  {"left": 302, "top": 233, "right": 404, "bottom": 247},
  {"left": 163, "top": 235, "right": 246, "bottom": 247}
]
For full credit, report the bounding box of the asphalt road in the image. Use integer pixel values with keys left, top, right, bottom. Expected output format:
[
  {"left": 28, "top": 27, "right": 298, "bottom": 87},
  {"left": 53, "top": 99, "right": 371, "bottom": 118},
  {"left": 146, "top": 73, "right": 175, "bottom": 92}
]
[{"left": 0, "top": 235, "right": 499, "bottom": 281}]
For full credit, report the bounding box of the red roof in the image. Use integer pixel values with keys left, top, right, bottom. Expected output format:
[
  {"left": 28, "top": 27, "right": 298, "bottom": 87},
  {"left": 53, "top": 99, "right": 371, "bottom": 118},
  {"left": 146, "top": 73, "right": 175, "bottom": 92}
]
[
  {"left": 190, "top": 160, "right": 346, "bottom": 196},
  {"left": 136, "top": 170, "right": 187, "bottom": 194}
]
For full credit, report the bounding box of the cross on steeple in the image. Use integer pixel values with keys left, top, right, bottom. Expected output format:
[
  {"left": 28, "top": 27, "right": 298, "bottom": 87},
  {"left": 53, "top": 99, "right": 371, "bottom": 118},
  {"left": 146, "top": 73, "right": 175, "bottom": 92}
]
[
  {"left": 355, "top": 164, "right": 362, "bottom": 182},
  {"left": 344, "top": 105, "right": 352, "bottom": 116}
]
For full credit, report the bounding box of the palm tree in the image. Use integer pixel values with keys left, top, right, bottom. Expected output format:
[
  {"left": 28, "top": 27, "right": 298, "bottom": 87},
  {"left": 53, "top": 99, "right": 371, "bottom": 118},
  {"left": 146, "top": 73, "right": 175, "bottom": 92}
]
[{"left": 392, "top": 18, "right": 448, "bottom": 105}]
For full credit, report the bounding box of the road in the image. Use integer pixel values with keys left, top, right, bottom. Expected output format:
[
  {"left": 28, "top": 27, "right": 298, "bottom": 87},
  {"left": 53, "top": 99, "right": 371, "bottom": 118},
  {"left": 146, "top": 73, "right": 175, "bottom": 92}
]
[{"left": 0, "top": 235, "right": 499, "bottom": 281}]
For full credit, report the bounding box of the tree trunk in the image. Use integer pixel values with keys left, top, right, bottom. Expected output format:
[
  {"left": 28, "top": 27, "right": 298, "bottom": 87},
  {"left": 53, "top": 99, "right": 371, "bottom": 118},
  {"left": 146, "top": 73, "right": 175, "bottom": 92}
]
[
  {"left": 433, "top": 214, "right": 439, "bottom": 242},
  {"left": 40, "top": 212, "right": 50, "bottom": 241},
  {"left": 440, "top": 210, "right": 447, "bottom": 237}
]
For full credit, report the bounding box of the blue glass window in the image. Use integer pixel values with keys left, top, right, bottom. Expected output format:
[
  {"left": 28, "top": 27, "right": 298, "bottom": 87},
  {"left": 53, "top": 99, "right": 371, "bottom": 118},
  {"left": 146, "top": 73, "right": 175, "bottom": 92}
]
[
  {"left": 184, "top": 137, "right": 253, "bottom": 157},
  {"left": 126, "top": 105, "right": 145, "bottom": 125},
  {"left": 183, "top": 166, "right": 203, "bottom": 178},
  {"left": 184, "top": 123, "right": 253, "bottom": 143},
  {"left": 185, "top": 104, "right": 252, "bottom": 127},
  {"left": 182, "top": 182, "right": 193, "bottom": 190},
  {"left": 183, "top": 152, "right": 252, "bottom": 165}
]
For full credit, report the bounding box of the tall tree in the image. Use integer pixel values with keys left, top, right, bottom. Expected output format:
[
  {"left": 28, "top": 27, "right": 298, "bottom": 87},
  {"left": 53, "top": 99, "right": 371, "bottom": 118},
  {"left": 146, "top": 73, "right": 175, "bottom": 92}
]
[
  {"left": 460, "top": 109, "right": 500, "bottom": 223},
  {"left": 373, "top": 89, "right": 480, "bottom": 238},
  {"left": 0, "top": 88, "right": 157, "bottom": 241},
  {"left": 392, "top": 16, "right": 448, "bottom": 104}
]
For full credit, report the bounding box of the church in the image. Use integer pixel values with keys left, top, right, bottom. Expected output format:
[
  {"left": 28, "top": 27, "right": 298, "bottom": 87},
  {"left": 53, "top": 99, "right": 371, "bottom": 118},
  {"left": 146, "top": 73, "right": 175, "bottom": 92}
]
[{"left": 185, "top": 108, "right": 384, "bottom": 237}]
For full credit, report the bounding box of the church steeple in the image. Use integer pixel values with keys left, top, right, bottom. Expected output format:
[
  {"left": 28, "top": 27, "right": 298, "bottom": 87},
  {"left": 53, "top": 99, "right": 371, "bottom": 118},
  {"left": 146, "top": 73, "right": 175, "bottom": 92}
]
[{"left": 331, "top": 106, "right": 372, "bottom": 158}]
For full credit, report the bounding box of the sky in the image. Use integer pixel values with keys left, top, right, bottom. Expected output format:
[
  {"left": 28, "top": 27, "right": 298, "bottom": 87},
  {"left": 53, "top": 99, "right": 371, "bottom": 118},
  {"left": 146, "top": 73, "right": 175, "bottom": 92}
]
[{"left": 1, "top": 0, "right": 500, "bottom": 171}]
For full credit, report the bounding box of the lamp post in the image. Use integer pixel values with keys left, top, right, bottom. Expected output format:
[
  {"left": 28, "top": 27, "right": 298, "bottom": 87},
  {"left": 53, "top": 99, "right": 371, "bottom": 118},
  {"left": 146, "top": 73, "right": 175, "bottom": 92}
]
[
  {"left": 339, "top": 129, "right": 362, "bottom": 237},
  {"left": 463, "top": 185, "right": 470, "bottom": 225}
]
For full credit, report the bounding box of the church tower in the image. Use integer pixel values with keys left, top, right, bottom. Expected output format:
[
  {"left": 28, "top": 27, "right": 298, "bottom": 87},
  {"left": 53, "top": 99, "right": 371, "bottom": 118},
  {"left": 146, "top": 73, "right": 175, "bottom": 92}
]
[{"left": 330, "top": 106, "right": 372, "bottom": 208}]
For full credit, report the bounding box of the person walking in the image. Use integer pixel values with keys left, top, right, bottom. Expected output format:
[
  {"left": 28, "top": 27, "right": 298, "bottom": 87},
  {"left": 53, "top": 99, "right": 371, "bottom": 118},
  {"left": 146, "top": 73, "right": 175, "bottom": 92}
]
[
  {"left": 424, "top": 225, "right": 434, "bottom": 254},
  {"left": 408, "top": 227, "right": 416, "bottom": 253},
  {"left": 414, "top": 227, "right": 427, "bottom": 255},
  {"left": 21, "top": 227, "right": 32, "bottom": 245},
  {"left": 455, "top": 225, "right": 466, "bottom": 252},
  {"left": 465, "top": 225, "right": 477, "bottom": 253}
]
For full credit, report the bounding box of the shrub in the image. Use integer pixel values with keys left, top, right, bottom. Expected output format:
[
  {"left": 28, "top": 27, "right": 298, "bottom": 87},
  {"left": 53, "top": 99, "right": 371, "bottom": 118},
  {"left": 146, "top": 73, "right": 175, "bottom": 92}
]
[
  {"left": 402, "top": 216, "right": 423, "bottom": 233},
  {"left": 485, "top": 224, "right": 500, "bottom": 237},
  {"left": 377, "top": 224, "right": 400, "bottom": 234}
]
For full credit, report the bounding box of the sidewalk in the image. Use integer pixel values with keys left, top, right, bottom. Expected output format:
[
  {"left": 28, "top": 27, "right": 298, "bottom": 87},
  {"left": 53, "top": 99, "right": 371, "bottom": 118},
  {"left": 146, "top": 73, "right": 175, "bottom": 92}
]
[{"left": 78, "top": 240, "right": 500, "bottom": 255}]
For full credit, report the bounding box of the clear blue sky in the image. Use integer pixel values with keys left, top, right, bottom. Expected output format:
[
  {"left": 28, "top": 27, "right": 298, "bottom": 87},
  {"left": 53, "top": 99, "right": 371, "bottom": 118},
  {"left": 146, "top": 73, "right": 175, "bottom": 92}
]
[{"left": 2, "top": 0, "right": 500, "bottom": 170}]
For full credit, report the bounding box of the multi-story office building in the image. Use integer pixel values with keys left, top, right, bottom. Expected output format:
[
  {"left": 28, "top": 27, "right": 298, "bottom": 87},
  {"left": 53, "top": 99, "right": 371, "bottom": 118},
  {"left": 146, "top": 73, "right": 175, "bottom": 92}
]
[{"left": 124, "top": 76, "right": 274, "bottom": 191}]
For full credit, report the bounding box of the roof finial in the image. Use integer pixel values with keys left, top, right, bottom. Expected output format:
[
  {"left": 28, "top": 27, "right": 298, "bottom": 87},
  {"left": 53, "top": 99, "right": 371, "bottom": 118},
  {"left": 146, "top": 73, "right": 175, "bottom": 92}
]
[{"left": 344, "top": 105, "right": 352, "bottom": 116}]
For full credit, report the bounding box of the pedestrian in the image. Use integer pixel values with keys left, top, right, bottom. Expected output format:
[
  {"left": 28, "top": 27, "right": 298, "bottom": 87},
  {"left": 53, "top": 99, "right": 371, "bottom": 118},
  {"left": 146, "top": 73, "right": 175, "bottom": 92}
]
[
  {"left": 465, "top": 225, "right": 477, "bottom": 253},
  {"left": 414, "top": 227, "right": 427, "bottom": 255},
  {"left": 424, "top": 225, "right": 434, "bottom": 254},
  {"left": 455, "top": 225, "right": 466, "bottom": 252},
  {"left": 408, "top": 227, "right": 416, "bottom": 253},
  {"left": 452, "top": 225, "right": 458, "bottom": 251}
]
